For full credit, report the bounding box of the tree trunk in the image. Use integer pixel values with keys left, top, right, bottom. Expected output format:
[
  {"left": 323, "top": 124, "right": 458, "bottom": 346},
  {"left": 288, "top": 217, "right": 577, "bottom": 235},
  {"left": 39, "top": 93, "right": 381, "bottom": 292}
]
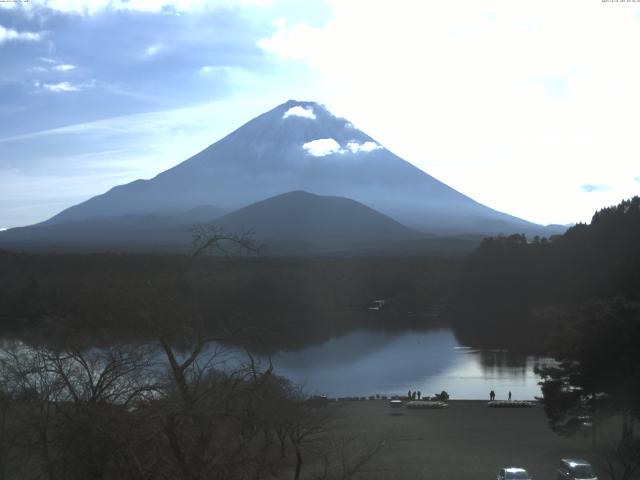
[
  {"left": 277, "top": 430, "right": 286, "bottom": 458},
  {"left": 591, "top": 392, "right": 597, "bottom": 448},
  {"left": 294, "top": 448, "right": 302, "bottom": 480},
  {"left": 163, "top": 414, "right": 193, "bottom": 480}
]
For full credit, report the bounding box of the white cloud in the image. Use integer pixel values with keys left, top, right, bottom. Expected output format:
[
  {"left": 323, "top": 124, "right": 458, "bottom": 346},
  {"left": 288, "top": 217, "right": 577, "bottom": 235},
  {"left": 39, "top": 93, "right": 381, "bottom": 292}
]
[
  {"left": 145, "top": 44, "right": 162, "bottom": 57},
  {"left": 28, "top": 0, "right": 277, "bottom": 15},
  {"left": 346, "top": 140, "right": 382, "bottom": 153},
  {"left": 302, "top": 138, "right": 341, "bottom": 157},
  {"left": 283, "top": 105, "right": 316, "bottom": 120},
  {"left": 53, "top": 64, "right": 76, "bottom": 72},
  {"left": 0, "top": 25, "right": 41, "bottom": 44},
  {"left": 43, "top": 82, "right": 79, "bottom": 92},
  {"left": 199, "top": 65, "right": 235, "bottom": 75},
  {"left": 258, "top": 0, "right": 640, "bottom": 225},
  {"left": 581, "top": 184, "right": 610, "bottom": 193}
]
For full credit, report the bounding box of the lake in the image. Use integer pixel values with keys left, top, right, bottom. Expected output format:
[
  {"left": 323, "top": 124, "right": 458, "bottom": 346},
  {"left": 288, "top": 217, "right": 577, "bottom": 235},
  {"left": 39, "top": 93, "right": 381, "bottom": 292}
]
[
  {"left": 0, "top": 327, "right": 551, "bottom": 401},
  {"left": 257, "top": 328, "right": 551, "bottom": 400}
]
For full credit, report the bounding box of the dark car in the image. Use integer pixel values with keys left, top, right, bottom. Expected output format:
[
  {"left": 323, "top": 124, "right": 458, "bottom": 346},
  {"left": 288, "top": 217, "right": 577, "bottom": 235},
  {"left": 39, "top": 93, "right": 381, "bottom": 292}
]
[
  {"left": 557, "top": 458, "right": 598, "bottom": 480},
  {"left": 564, "top": 415, "right": 593, "bottom": 436}
]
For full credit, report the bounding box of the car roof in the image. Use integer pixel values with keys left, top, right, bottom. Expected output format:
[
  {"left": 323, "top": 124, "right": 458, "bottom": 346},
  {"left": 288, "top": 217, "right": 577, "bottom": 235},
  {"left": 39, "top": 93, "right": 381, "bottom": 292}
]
[{"left": 561, "top": 458, "right": 591, "bottom": 467}]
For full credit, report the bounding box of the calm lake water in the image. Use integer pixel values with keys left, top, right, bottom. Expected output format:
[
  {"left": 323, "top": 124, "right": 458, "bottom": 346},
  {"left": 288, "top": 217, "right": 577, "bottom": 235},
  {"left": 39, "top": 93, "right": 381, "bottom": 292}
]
[
  {"left": 258, "top": 328, "right": 551, "bottom": 400},
  {"left": 1, "top": 327, "right": 551, "bottom": 401}
]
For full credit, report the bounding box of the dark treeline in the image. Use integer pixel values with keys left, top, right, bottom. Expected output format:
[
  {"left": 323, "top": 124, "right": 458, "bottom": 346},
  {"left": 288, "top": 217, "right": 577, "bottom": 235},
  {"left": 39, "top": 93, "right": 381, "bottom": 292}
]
[
  {"left": 452, "top": 196, "right": 640, "bottom": 351},
  {"left": 0, "top": 252, "right": 458, "bottom": 350},
  {"left": 458, "top": 196, "right": 640, "bottom": 305}
]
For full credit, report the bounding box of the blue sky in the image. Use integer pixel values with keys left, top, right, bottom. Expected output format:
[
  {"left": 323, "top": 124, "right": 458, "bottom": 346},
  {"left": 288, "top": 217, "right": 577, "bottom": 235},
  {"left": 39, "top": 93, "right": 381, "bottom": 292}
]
[{"left": 1, "top": 0, "right": 639, "bottom": 229}]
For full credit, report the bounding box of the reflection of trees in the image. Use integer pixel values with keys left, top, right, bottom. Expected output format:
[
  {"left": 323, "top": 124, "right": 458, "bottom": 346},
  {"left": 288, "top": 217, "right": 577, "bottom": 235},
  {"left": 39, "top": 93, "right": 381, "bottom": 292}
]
[
  {"left": 474, "top": 350, "right": 530, "bottom": 377},
  {"left": 451, "top": 308, "right": 553, "bottom": 354}
]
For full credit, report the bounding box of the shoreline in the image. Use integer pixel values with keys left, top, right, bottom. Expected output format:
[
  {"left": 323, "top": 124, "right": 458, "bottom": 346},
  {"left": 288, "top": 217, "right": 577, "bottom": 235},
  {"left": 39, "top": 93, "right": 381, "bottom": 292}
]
[
  {"left": 326, "top": 398, "right": 596, "bottom": 480},
  {"left": 328, "top": 397, "right": 540, "bottom": 403}
]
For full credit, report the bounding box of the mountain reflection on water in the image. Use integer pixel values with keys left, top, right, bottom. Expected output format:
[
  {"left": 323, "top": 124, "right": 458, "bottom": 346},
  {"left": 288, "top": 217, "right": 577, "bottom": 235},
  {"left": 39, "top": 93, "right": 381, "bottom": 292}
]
[{"left": 264, "top": 329, "right": 550, "bottom": 400}]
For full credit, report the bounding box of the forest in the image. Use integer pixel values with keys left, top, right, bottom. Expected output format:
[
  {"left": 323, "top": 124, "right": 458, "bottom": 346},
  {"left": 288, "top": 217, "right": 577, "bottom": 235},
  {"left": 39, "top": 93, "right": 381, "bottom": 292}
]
[
  {"left": 452, "top": 196, "right": 640, "bottom": 350},
  {"left": 0, "top": 250, "right": 458, "bottom": 350}
]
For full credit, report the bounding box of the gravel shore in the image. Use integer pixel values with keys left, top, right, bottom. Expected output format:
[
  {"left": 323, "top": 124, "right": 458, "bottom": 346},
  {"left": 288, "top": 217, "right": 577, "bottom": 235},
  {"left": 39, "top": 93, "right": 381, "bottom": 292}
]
[{"left": 330, "top": 400, "right": 596, "bottom": 480}]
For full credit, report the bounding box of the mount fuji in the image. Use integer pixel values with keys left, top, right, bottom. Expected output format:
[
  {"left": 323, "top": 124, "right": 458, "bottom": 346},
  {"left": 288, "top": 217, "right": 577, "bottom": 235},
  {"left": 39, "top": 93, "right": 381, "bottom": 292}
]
[{"left": 0, "top": 100, "right": 562, "bottom": 253}]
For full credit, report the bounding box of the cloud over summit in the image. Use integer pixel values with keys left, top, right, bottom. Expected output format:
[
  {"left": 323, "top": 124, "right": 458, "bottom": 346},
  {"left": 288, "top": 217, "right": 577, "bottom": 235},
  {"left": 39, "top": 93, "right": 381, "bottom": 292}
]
[
  {"left": 283, "top": 105, "right": 316, "bottom": 120},
  {"left": 302, "top": 138, "right": 341, "bottom": 157},
  {"left": 302, "top": 138, "right": 383, "bottom": 157},
  {"left": 346, "top": 141, "right": 381, "bottom": 153}
]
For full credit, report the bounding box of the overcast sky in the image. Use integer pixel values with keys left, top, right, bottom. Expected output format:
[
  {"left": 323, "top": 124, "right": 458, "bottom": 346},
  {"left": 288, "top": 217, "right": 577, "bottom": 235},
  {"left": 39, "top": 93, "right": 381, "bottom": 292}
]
[{"left": 1, "top": 0, "right": 639, "bottom": 229}]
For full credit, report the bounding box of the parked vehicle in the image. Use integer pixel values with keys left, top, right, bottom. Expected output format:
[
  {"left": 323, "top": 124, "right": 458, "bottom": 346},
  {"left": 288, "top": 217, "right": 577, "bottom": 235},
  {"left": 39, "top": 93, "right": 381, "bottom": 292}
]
[
  {"left": 557, "top": 458, "right": 598, "bottom": 480},
  {"left": 559, "top": 414, "right": 594, "bottom": 436},
  {"left": 497, "top": 467, "right": 533, "bottom": 480}
]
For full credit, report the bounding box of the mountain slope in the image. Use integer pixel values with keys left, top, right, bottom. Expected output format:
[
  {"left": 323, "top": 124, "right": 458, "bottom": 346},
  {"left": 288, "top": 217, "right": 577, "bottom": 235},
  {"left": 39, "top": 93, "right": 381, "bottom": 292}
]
[
  {"left": 0, "top": 206, "right": 225, "bottom": 253},
  {"left": 39, "top": 100, "right": 559, "bottom": 236},
  {"left": 0, "top": 192, "right": 427, "bottom": 254},
  {"left": 212, "top": 190, "right": 422, "bottom": 252}
]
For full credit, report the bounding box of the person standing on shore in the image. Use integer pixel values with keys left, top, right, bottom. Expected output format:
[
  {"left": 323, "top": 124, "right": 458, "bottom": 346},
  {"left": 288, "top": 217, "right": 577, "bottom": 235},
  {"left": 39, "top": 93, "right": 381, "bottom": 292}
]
[
  {"left": 508, "top": 391, "right": 512, "bottom": 401},
  {"left": 489, "top": 390, "right": 495, "bottom": 401}
]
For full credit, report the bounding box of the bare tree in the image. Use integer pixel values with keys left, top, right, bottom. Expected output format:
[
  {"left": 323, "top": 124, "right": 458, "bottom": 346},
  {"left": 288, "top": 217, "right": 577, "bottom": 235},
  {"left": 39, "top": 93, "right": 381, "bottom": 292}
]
[
  {"left": 0, "top": 343, "right": 160, "bottom": 480},
  {"left": 190, "top": 224, "right": 262, "bottom": 259}
]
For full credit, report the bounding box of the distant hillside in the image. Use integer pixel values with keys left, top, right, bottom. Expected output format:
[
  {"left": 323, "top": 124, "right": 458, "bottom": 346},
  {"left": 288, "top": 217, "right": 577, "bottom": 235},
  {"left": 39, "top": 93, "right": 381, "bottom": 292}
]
[
  {"left": 0, "top": 192, "right": 437, "bottom": 255},
  {"left": 211, "top": 190, "right": 423, "bottom": 253},
  {"left": 0, "top": 206, "right": 224, "bottom": 253}
]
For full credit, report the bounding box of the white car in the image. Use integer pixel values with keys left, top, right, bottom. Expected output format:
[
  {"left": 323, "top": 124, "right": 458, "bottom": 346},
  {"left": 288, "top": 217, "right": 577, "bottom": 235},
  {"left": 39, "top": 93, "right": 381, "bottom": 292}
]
[{"left": 497, "top": 467, "right": 533, "bottom": 480}]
